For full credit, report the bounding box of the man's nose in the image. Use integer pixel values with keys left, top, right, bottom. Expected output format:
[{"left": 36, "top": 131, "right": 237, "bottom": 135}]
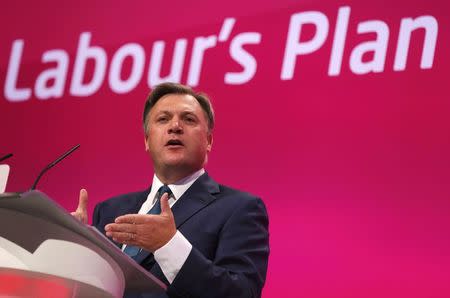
[{"left": 168, "top": 119, "right": 183, "bottom": 134}]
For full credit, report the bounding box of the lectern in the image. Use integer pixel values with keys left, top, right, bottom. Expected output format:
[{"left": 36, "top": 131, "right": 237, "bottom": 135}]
[{"left": 0, "top": 191, "right": 166, "bottom": 297}]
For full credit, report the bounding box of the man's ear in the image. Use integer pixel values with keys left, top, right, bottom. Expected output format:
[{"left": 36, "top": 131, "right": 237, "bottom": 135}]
[
  {"left": 206, "top": 133, "right": 213, "bottom": 152},
  {"left": 144, "top": 136, "right": 149, "bottom": 151}
]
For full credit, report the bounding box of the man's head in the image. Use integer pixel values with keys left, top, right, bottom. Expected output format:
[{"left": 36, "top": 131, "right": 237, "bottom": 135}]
[
  {"left": 143, "top": 83, "right": 214, "bottom": 137},
  {"left": 143, "top": 83, "right": 214, "bottom": 183}
]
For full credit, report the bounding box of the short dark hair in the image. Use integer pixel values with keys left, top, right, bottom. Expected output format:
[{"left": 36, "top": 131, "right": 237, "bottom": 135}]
[{"left": 143, "top": 82, "right": 215, "bottom": 136}]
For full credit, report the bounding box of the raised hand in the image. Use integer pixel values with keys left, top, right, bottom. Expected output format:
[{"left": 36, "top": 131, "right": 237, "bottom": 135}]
[
  {"left": 105, "top": 193, "right": 176, "bottom": 252},
  {"left": 70, "top": 188, "right": 89, "bottom": 224}
]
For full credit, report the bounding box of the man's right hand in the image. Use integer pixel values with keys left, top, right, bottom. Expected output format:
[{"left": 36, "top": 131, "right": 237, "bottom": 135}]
[{"left": 71, "top": 188, "right": 88, "bottom": 224}]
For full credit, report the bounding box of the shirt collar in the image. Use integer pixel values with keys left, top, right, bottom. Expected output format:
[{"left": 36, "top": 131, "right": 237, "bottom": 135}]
[{"left": 150, "top": 168, "right": 205, "bottom": 203}]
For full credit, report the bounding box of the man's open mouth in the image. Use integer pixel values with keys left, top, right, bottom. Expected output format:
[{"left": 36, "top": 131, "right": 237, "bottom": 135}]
[{"left": 166, "top": 139, "right": 184, "bottom": 146}]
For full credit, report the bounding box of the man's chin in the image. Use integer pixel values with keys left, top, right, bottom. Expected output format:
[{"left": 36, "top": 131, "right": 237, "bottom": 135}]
[{"left": 161, "top": 157, "right": 188, "bottom": 168}]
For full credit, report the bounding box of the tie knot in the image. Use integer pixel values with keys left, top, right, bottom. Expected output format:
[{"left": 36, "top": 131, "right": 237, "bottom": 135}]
[{"left": 158, "top": 185, "right": 172, "bottom": 198}]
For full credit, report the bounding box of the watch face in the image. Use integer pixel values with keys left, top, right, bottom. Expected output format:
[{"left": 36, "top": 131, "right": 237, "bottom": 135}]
[{"left": 0, "top": 164, "right": 10, "bottom": 193}]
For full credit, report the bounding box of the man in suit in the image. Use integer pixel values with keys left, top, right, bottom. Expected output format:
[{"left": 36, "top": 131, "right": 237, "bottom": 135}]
[{"left": 72, "top": 82, "right": 269, "bottom": 297}]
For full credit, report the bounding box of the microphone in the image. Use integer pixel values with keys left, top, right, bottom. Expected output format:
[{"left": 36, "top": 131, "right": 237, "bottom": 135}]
[
  {"left": 31, "top": 144, "right": 80, "bottom": 190},
  {"left": 0, "top": 153, "right": 13, "bottom": 163}
]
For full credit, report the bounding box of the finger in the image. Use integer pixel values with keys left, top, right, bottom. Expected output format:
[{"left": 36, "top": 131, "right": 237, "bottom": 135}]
[
  {"left": 106, "top": 231, "right": 138, "bottom": 244},
  {"left": 115, "top": 214, "right": 139, "bottom": 224},
  {"left": 160, "top": 193, "right": 172, "bottom": 215},
  {"left": 105, "top": 223, "right": 136, "bottom": 233},
  {"left": 116, "top": 214, "right": 154, "bottom": 224},
  {"left": 77, "top": 189, "right": 88, "bottom": 211}
]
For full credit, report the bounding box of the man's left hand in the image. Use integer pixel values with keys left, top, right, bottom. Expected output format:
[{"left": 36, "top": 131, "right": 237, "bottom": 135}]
[{"left": 105, "top": 193, "right": 176, "bottom": 252}]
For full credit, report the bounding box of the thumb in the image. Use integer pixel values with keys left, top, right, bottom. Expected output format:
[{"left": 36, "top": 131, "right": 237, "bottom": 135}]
[
  {"left": 77, "top": 188, "right": 88, "bottom": 211},
  {"left": 160, "top": 193, "right": 172, "bottom": 216}
]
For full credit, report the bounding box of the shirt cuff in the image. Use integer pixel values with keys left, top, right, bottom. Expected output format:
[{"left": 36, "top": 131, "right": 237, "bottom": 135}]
[{"left": 154, "top": 230, "right": 192, "bottom": 284}]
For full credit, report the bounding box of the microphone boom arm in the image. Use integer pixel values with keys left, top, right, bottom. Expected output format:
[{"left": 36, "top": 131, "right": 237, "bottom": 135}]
[{"left": 31, "top": 144, "right": 80, "bottom": 190}]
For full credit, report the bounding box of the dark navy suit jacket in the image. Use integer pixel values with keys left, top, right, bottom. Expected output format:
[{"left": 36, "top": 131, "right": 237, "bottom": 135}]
[{"left": 92, "top": 173, "right": 269, "bottom": 298}]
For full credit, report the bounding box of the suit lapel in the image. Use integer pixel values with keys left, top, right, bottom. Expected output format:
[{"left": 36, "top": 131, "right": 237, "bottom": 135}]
[
  {"left": 171, "top": 173, "right": 220, "bottom": 228},
  {"left": 132, "top": 188, "right": 150, "bottom": 213},
  {"left": 134, "top": 173, "right": 220, "bottom": 264}
]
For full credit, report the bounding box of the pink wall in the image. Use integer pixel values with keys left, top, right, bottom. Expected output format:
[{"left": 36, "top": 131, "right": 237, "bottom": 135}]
[{"left": 1, "top": 1, "right": 449, "bottom": 297}]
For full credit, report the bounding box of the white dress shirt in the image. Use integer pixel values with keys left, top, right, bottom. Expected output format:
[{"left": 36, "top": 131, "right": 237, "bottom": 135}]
[{"left": 122, "top": 168, "right": 204, "bottom": 283}]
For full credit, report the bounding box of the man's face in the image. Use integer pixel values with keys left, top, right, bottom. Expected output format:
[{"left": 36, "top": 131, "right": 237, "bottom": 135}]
[{"left": 144, "top": 93, "right": 212, "bottom": 176}]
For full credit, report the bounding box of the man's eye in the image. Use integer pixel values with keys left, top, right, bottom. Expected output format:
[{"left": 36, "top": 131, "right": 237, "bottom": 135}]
[
  {"left": 157, "top": 117, "right": 168, "bottom": 122},
  {"left": 185, "top": 117, "right": 196, "bottom": 123}
]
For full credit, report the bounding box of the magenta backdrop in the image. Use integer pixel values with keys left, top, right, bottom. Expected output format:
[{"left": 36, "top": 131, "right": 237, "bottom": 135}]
[{"left": 1, "top": 1, "right": 449, "bottom": 297}]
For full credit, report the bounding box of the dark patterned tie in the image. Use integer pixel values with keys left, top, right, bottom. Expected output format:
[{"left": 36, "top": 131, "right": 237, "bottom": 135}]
[
  {"left": 123, "top": 185, "right": 172, "bottom": 258},
  {"left": 149, "top": 185, "right": 172, "bottom": 214}
]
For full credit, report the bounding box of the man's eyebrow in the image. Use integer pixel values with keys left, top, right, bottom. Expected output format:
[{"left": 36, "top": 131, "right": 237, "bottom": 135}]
[
  {"left": 153, "top": 110, "right": 198, "bottom": 118},
  {"left": 181, "top": 111, "right": 198, "bottom": 117},
  {"left": 155, "top": 110, "right": 172, "bottom": 116}
]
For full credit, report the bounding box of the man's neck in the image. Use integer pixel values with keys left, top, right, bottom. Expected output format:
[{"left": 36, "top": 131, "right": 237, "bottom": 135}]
[{"left": 155, "top": 167, "right": 203, "bottom": 185}]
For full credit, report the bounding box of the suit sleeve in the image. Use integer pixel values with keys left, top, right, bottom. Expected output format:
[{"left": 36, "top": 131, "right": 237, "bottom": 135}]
[
  {"left": 166, "top": 197, "right": 270, "bottom": 298},
  {"left": 92, "top": 201, "right": 106, "bottom": 234}
]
